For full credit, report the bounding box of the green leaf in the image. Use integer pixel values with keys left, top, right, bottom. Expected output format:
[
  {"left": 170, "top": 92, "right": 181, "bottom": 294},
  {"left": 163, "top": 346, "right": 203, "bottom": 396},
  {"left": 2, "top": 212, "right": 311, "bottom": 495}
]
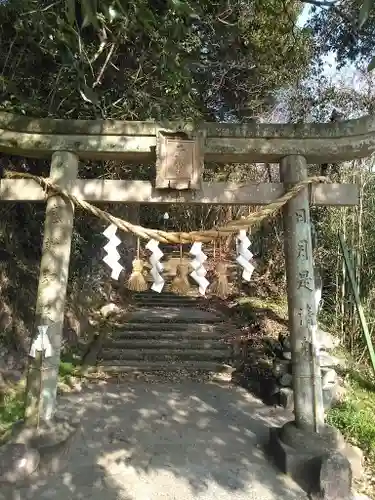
[
  {"left": 170, "top": 0, "right": 194, "bottom": 16},
  {"left": 114, "top": 0, "right": 127, "bottom": 17},
  {"left": 79, "top": 85, "right": 100, "bottom": 104},
  {"left": 108, "top": 6, "right": 119, "bottom": 22},
  {"left": 103, "top": 3, "right": 120, "bottom": 22},
  {"left": 81, "top": 0, "right": 100, "bottom": 29},
  {"left": 359, "top": 0, "right": 374, "bottom": 29},
  {"left": 368, "top": 55, "right": 375, "bottom": 71},
  {"left": 66, "top": 0, "right": 76, "bottom": 26},
  {"left": 60, "top": 46, "right": 75, "bottom": 66}
]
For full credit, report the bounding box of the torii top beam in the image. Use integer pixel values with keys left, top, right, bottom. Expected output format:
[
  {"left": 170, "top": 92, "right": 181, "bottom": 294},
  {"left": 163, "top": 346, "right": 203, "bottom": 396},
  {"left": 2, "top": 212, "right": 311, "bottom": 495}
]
[{"left": 0, "top": 112, "right": 374, "bottom": 163}]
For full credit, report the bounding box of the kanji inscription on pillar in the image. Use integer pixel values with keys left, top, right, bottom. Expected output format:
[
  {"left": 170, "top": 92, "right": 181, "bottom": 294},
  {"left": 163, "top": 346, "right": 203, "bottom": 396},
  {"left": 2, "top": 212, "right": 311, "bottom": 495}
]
[
  {"left": 50, "top": 205, "right": 61, "bottom": 225},
  {"left": 297, "top": 270, "right": 313, "bottom": 290},
  {"left": 298, "top": 303, "right": 315, "bottom": 327},
  {"left": 295, "top": 209, "right": 307, "bottom": 223},
  {"left": 297, "top": 239, "right": 308, "bottom": 260},
  {"left": 306, "top": 303, "right": 315, "bottom": 327},
  {"left": 156, "top": 131, "right": 203, "bottom": 190}
]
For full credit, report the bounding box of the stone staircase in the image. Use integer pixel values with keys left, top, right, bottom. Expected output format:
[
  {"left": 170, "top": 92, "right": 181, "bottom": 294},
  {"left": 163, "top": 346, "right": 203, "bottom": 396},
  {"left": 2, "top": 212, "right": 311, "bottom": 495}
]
[{"left": 96, "top": 291, "right": 237, "bottom": 374}]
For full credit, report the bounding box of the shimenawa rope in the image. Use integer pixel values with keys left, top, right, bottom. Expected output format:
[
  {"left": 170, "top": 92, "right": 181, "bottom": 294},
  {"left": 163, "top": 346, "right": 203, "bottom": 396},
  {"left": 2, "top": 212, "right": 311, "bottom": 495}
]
[{"left": 4, "top": 171, "right": 330, "bottom": 244}]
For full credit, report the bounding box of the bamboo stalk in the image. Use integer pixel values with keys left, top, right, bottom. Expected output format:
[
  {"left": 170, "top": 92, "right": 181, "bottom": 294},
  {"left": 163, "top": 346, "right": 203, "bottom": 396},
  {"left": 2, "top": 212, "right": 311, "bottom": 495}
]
[
  {"left": 340, "top": 207, "right": 347, "bottom": 344},
  {"left": 335, "top": 235, "right": 340, "bottom": 331},
  {"left": 351, "top": 161, "right": 359, "bottom": 338},
  {"left": 339, "top": 234, "right": 375, "bottom": 377},
  {"left": 357, "top": 166, "right": 364, "bottom": 296}
]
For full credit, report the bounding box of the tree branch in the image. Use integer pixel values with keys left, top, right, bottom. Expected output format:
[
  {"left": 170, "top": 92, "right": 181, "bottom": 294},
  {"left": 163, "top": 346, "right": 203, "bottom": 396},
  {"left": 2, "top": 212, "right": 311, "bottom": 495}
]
[
  {"left": 93, "top": 43, "right": 116, "bottom": 88},
  {"left": 300, "top": 0, "right": 338, "bottom": 7}
]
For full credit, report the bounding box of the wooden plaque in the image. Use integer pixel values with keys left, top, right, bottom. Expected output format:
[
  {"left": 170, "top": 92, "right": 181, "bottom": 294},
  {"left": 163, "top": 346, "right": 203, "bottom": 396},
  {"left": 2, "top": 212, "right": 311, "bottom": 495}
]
[{"left": 156, "top": 131, "right": 203, "bottom": 190}]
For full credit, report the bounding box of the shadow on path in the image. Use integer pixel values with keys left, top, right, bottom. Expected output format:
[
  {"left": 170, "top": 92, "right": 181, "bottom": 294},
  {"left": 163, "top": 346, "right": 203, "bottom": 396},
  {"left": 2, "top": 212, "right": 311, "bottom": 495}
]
[{"left": 5, "top": 380, "right": 309, "bottom": 500}]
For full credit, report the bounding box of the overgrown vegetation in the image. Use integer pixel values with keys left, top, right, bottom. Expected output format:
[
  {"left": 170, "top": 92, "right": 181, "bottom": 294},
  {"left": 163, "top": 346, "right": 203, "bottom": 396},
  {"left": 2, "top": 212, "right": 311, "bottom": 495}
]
[
  {"left": 327, "top": 374, "right": 375, "bottom": 464},
  {"left": 0, "top": 389, "right": 24, "bottom": 433},
  {"left": 234, "top": 293, "right": 375, "bottom": 496},
  {"left": 0, "top": 360, "right": 81, "bottom": 434}
]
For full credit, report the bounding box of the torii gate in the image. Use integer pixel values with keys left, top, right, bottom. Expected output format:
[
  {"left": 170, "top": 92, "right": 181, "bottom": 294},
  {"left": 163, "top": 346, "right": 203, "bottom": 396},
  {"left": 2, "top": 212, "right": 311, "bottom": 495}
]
[{"left": 0, "top": 112, "right": 366, "bottom": 486}]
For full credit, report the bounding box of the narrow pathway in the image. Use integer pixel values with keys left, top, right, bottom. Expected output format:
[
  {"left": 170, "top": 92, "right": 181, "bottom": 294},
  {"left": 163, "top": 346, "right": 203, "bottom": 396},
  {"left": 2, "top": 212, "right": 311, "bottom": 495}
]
[{"left": 6, "top": 381, "right": 309, "bottom": 500}]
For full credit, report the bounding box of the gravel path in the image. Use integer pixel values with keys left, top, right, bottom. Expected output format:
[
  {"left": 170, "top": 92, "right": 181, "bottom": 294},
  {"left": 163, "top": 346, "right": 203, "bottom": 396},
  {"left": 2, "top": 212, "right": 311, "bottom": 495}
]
[{"left": 7, "top": 380, "right": 309, "bottom": 500}]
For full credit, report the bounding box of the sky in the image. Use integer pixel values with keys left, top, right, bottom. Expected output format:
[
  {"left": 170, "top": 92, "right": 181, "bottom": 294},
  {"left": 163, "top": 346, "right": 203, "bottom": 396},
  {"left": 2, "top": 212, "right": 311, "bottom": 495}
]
[
  {"left": 297, "top": 2, "right": 313, "bottom": 26},
  {"left": 297, "top": 2, "right": 356, "bottom": 83}
]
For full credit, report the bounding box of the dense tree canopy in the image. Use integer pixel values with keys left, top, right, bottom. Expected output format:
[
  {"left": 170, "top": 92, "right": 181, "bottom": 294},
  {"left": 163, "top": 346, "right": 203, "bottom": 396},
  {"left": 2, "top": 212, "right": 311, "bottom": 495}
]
[
  {"left": 307, "top": 0, "right": 375, "bottom": 69},
  {"left": 0, "top": 0, "right": 312, "bottom": 121}
]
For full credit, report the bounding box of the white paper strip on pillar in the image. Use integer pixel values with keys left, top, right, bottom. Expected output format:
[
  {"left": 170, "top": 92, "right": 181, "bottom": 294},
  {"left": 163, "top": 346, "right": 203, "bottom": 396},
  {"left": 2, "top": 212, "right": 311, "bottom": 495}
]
[
  {"left": 30, "top": 325, "right": 52, "bottom": 358},
  {"left": 236, "top": 230, "right": 254, "bottom": 282},
  {"left": 189, "top": 242, "right": 209, "bottom": 295},
  {"left": 102, "top": 223, "right": 123, "bottom": 280},
  {"left": 146, "top": 239, "right": 165, "bottom": 293}
]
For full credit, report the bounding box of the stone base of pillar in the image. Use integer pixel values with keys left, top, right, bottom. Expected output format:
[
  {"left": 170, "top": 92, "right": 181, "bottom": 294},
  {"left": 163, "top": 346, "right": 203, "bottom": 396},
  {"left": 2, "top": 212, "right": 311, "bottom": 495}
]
[
  {"left": 0, "top": 413, "right": 81, "bottom": 487},
  {"left": 268, "top": 421, "right": 363, "bottom": 497}
]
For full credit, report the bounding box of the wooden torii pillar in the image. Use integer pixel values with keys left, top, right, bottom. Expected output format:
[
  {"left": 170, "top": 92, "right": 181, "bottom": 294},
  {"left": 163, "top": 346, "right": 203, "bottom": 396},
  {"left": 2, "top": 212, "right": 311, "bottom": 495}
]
[{"left": 0, "top": 113, "right": 362, "bottom": 438}]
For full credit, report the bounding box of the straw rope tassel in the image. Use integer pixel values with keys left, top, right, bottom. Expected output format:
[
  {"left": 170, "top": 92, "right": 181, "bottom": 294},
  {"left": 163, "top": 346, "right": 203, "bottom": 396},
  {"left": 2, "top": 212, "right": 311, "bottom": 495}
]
[
  {"left": 170, "top": 242, "right": 191, "bottom": 294},
  {"left": 127, "top": 238, "right": 148, "bottom": 291},
  {"left": 210, "top": 240, "right": 229, "bottom": 299}
]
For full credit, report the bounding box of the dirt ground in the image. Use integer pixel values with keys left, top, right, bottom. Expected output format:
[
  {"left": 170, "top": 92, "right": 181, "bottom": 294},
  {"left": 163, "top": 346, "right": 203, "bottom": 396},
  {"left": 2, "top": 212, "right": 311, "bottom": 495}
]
[{"left": 3, "top": 380, "right": 309, "bottom": 500}]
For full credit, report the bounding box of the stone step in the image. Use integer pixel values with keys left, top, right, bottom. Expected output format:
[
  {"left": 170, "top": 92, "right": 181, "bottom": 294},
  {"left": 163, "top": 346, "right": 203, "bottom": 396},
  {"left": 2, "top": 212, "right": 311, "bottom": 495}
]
[
  {"left": 127, "top": 307, "right": 222, "bottom": 324},
  {"left": 139, "top": 292, "right": 202, "bottom": 300},
  {"left": 95, "top": 360, "right": 234, "bottom": 374},
  {"left": 132, "top": 292, "right": 199, "bottom": 305},
  {"left": 132, "top": 288, "right": 198, "bottom": 303},
  {"left": 114, "top": 321, "right": 223, "bottom": 331},
  {"left": 110, "top": 329, "right": 227, "bottom": 340},
  {"left": 132, "top": 292, "right": 198, "bottom": 300},
  {"left": 103, "top": 338, "right": 230, "bottom": 349},
  {"left": 99, "top": 348, "right": 231, "bottom": 361},
  {"left": 133, "top": 300, "right": 201, "bottom": 308}
]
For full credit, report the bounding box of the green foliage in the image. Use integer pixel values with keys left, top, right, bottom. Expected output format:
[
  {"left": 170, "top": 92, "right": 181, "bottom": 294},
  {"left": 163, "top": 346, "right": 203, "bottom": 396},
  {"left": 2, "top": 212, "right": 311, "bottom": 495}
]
[
  {"left": 0, "top": 390, "right": 24, "bottom": 432},
  {"left": 327, "top": 375, "right": 375, "bottom": 463},
  {"left": 0, "top": 0, "right": 312, "bottom": 121},
  {"left": 59, "top": 361, "right": 78, "bottom": 378},
  {"left": 359, "top": 0, "right": 374, "bottom": 29},
  {"left": 0, "top": 360, "right": 82, "bottom": 433}
]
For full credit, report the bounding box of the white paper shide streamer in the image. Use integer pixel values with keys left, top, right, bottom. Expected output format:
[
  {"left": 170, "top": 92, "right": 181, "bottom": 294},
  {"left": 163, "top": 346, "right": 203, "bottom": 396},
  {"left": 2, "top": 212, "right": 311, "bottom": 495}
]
[
  {"left": 189, "top": 242, "right": 209, "bottom": 295},
  {"left": 102, "top": 224, "right": 123, "bottom": 280},
  {"left": 236, "top": 230, "right": 255, "bottom": 282},
  {"left": 146, "top": 239, "right": 165, "bottom": 293},
  {"left": 30, "top": 325, "right": 52, "bottom": 358}
]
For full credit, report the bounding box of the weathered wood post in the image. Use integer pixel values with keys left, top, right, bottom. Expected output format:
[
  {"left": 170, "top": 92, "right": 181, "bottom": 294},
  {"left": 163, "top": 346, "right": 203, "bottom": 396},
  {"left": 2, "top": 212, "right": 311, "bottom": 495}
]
[
  {"left": 280, "top": 155, "right": 324, "bottom": 433},
  {"left": 25, "top": 151, "right": 79, "bottom": 424}
]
